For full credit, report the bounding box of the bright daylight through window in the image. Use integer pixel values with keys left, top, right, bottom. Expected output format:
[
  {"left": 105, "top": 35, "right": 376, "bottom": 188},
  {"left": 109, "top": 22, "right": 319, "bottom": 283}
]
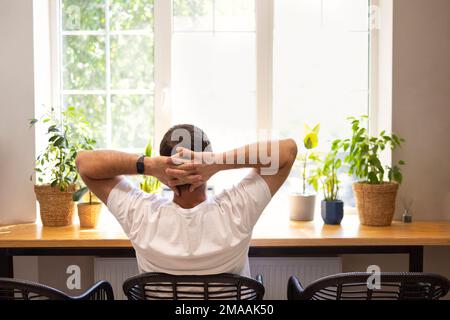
[
  {"left": 60, "top": 0, "right": 154, "bottom": 151},
  {"left": 55, "top": 0, "right": 371, "bottom": 203}
]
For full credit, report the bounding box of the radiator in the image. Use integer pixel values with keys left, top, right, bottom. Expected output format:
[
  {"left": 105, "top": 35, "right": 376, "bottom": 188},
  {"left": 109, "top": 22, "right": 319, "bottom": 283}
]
[
  {"left": 249, "top": 257, "right": 342, "bottom": 299},
  {"left": 94, "top": 257, "right": 342, "bottom": 300},
  {"left": 94, "top": 258, "right": 139, "bottom": 300}
]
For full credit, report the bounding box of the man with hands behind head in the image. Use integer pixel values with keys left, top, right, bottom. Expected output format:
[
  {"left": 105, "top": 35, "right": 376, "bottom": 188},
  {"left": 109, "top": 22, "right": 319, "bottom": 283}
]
[{"left": 76, "top": 124, "right": 297, "bottom": 277}]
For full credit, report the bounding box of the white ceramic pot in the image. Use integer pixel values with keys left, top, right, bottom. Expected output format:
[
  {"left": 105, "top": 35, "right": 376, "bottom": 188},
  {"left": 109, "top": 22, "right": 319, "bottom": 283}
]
[{"left": 289, "top": 194, "right": 316, "bottom": 221}]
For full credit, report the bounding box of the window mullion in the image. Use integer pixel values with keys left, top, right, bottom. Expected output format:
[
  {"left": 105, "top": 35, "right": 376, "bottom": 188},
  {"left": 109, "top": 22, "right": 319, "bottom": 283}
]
[
  {"left": 154, "top": 0, "right": 172, "bottom": 148},
  {"left": 105, "top": 0, "right": 112, "bottom": 148},
  {"left": 50, "top": 0, "right": 62, "bottom": 113},
  {"left": 256, "top": 0, "right": 274, "bottom": 137}
]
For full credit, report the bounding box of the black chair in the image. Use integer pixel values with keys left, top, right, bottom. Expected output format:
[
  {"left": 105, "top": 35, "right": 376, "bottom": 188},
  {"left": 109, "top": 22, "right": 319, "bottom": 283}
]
[
  {"left": 288, "top": 272, "right": 450, "bottom": 300},
  {"left": 123, "top": 273, "right": 264, "bottom": 300},
  {"left": 0, "top": 278, "right": 114, "bottom": 300}
]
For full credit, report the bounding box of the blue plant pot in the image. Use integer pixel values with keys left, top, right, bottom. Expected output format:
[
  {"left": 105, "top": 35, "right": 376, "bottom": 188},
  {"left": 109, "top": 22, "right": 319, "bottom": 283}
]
[{"left": 321, "top": 200, "right": 344, "bottom": 225}]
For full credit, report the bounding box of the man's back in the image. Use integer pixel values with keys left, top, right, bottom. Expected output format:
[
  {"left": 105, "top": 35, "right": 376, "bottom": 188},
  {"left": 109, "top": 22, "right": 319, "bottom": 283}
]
[
  {"left": 107, "top": 171, "right": 271, "bottom": 277},
  {"left": 76, "top": 124, "right": 297, "bottom": 277}
]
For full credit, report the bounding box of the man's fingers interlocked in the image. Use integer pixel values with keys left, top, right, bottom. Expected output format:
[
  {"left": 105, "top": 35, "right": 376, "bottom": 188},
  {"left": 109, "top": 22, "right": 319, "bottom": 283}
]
[
  {"left": 165, "top": 167, "right": 198, "bottom": 177},
  {"left": 167, "top": 174, "right": 203, "bottom": 187}
]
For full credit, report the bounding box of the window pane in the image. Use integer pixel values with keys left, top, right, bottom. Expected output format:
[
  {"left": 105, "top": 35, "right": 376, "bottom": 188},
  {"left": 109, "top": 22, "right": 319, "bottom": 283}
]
[
  {"left": 59, "top": 1, "right": 155, "bottom": 153},
  {"left": 110, "top": 0, "right": 154, "bottom": 30},
  {"left": 172, "top": 15, "right": 256, "bottom": 191},
  {"left": 274, "top": 0, "right": 369, "bottom": 145},
  {"left": 63, "top": 35, "right": 106, "bottom": 90},
  {"left": 273, "top": 0, "right": 370, "bottom": 206},
  {"left": 173, "top": 0, "right": 213, "bottom": 31},
  {"left": 110, "top": 35, "right": 154, "bottom": 89},
  {"left": 111, "top": 95, "right": 154, "bottom": 149},
  {"left": 63, "top": 95, "right": 107, "bottom": 148},
  {"left": 62, "top": 0, "right": 105, "bottom": 31},
  {"left": 172, "top": 33, "right": 256, "bottom": 149},
  {"left": 173, "top": 33, "right": 256, "bottom": 95},
  {"left": 215, "top": 0, "right": 255, "bottom": 31},
  {"left": 323, "top": 0, "right": 369, "bottom": 31}
]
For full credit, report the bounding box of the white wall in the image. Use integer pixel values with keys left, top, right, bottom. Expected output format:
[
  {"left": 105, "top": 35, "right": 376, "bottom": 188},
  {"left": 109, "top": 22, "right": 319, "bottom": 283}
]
[
  {"left": 0, "top": 0, "right": 36, "bottom": 225},
  {"left": 392, "top": 0, "right": 450, "bottom": 221}
]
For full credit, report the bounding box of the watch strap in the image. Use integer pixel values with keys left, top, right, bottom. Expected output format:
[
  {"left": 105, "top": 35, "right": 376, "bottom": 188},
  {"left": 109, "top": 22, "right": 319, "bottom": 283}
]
[{"left": 136, "top": 155, "right": 146, "bottom": 174}]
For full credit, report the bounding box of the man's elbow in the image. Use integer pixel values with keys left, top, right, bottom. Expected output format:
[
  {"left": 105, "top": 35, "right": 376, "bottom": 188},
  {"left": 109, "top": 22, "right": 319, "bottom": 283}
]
[
  {"left": 285, "top": 139, "right": 298, "bottom": 163},
  {"left": 75, "top": 150, "right": 90, "bottom": 175}
]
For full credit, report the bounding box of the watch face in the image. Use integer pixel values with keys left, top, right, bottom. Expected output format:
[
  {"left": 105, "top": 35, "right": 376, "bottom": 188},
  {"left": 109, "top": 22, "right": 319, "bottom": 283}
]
[{"left": 137, "top": 156, "right": 145, "bottom": 174}]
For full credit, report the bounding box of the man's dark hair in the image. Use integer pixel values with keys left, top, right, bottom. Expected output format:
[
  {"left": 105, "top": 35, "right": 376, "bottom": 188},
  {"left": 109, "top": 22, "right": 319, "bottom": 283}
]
[{"left": 159, "top": 124, "right": 212, "bottom": 157}]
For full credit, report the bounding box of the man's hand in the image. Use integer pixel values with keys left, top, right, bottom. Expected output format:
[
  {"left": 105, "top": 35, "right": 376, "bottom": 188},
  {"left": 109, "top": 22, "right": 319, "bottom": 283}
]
[
  {"left": 147, "top": 155, "right": 204, "bottom": 195},
  {"left": 165, "top": 148, "right": 220, "bottom": 192}
]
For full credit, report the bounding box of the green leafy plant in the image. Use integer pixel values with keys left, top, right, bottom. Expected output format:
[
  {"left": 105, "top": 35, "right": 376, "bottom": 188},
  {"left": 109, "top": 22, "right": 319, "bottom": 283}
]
[
  {"left": 72, "top": 187, "right": 96, "bottom": 204},
  {"left": 140, "top": 140, "right": 161, "bottom": 194},
  {"left": 30, "top": 106, "right": 96, "bottom": 191},
  {"left": 308, "top": 149, "right": 342, "bottom": 202},
  {"left": 297, "top": 123, "right": 320, "bottom": 194},
  {"left": 334, "top": 116, "right": 406, "bottom": 184}
]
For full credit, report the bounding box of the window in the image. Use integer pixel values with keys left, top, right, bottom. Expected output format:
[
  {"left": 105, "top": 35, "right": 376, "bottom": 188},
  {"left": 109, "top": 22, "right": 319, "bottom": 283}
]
[
  {"left": 52, "top": 0, "right": 373, "bottom": 197},
  {"left": 272, "top": 0, "right": 371, "bottom": 206},
  {"left": 171, "top": 0, "right": 257, "bottom": 190},
  {"left": 59, "top": 0, "right": 155, "bottom": 151},
  {"left": 172, "top": 0, "right": 256, "bottom": 152}
]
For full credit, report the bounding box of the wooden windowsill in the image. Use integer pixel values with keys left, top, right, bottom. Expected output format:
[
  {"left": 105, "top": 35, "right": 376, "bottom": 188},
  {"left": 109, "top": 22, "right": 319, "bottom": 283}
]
[{"left": 1, "top": 202, "right": 450, "bottom": 248}]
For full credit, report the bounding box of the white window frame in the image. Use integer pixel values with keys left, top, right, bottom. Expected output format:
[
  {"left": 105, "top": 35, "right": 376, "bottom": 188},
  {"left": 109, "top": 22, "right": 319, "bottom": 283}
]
[
  {"left": 48, "top": 0, "right": 378, "bottom": 153},
  {"left": 256, "top": 0, "right": 274, "bottom": 135},
  {"left": 153, "top": 0, "right": 172, "bottom": 146},
  {"left": 49, "top": 0, "right": 156, "bottom": 151}
]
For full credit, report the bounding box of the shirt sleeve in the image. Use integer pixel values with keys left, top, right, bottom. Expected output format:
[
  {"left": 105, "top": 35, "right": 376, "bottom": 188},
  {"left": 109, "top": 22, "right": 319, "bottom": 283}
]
[
  {"left": 106, "top": 178, "right": 156, "bottom": 235},
  {"left": 215, "top": 169, "right": 272, "bottom": 232}
]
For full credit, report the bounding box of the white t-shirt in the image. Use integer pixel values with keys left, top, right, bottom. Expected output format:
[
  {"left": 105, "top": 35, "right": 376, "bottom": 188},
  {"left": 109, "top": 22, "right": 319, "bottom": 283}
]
[{"left": 106, "top": 170, "right": 272, "bottom": 277}]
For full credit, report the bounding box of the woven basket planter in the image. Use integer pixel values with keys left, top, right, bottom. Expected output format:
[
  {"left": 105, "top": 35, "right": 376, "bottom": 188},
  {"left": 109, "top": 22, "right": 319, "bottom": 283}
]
[
  {"left": 353, "top": 182, "right": 399, "bottom": 226},
  {"left": 77, "top": 202, "right": 102, "bottom": 228},
  {"left": 34, "top": 184, "right": 77, "bottom": 227}
]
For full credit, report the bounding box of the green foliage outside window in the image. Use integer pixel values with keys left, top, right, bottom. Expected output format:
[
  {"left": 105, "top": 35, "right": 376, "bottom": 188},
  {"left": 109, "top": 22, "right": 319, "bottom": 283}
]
[
  {"left": 61, "top": 0, "right": 155, "bottom": 151},
  {"left": 173, "top": 0, "right": 211, "bottom": 18}
]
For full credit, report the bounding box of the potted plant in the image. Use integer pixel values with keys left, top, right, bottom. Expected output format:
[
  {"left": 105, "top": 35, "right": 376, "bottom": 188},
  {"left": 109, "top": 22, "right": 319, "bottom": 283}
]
[
  {"left": 72, "top": 188, "right": 102, "bottom": 228},
  {"left": 30, "top": 106, "right": 95, "bottom": 227},
  {"left": 289, "top": 124, "right": 320, "bottom": 221},
  {"left": 140, "top": 140, "right": 161, "bottom": 194},
  {"left": 337, "top": 116, "right": 405, "bottom": 226},
  {"left": 308, "top": 149, "right": 344, "bottom": 225}
]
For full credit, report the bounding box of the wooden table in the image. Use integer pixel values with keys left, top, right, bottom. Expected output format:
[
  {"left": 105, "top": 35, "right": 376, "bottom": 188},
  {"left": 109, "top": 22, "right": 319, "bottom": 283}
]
[{"left": 1, "top": 207, "right": 450, "bottom": 277}]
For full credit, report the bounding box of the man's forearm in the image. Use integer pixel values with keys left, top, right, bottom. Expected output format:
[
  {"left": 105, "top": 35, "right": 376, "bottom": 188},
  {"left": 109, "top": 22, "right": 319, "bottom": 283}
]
[
  {"left": 76, "top": 150, "right": 142, "bottom": 180},
  {"left": 211, "top": 139, "right": 297, "bottom": 174}
]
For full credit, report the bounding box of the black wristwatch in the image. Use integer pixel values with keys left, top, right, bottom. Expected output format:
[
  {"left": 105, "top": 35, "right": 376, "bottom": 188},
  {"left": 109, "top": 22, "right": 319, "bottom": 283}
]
[{"left": 136, "top": 155, "right": 146, "bottom": 174}]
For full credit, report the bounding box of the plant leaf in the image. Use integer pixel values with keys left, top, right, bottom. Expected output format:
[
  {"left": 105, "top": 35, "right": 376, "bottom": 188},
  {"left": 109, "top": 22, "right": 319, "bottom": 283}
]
[
  {"left": 304, "top": 133, "right": 318, "bottom": 150},
  {"left": 145, "top": 140, "right": 153, "bottom": 157},
  {"left": 312, "top": 123, "right": 320, "bottom": 134},
  {"left": 72, "top": 187, "right": 89, "bottom": 202},
  {"left": 29, "top": 118, "right": 38, "bottom": 127}
]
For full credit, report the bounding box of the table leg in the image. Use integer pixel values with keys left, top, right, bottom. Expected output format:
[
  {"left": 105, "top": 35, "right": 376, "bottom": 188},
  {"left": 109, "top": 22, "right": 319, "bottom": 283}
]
[
  {"left": 408, "top": 246, "right": 424, "bottom": 272},
  {"left": 0, "top": 252, "right": 13, "bottom": 278}
]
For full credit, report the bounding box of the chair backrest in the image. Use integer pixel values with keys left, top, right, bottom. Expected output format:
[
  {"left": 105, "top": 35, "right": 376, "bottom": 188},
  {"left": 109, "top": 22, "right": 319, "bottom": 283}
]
[
  {"left": 0, "top": 278, "right": 114, "bottom": 300},
  {"left": 294, "top": 272, "right": 450, "bottom": 300},
  {"left": 123, "top": 273, "right": 265, "bottom": 300},
  {"left": 0, "top": 278, "right": 70, "bottom": 300}
]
